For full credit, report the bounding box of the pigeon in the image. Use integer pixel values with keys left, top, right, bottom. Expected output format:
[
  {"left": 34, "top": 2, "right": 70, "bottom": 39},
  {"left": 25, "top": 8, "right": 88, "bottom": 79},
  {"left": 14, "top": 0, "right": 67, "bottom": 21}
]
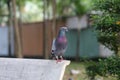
[{"left": 51, "top": 27, "right": 68, "bottom": 62}]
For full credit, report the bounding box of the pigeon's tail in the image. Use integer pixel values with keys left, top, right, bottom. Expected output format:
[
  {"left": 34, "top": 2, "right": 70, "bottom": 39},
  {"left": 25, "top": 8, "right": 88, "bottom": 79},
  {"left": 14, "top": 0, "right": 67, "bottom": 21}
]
[
  {"left": 51, "top": 38, "right": 56, "bottom": 59},
  {"left": 50, "top": 50, "right": 55, "bottom": 59},
  {"left": 51, "top": 38, "right": 56, "bottom": 51}
]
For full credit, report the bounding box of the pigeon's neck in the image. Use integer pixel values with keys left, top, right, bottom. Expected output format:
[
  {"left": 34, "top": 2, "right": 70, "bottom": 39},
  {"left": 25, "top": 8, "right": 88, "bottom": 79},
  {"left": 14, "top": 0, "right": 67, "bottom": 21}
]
[{"left": 58, "top": 30, "right": 66, "bottom": 37}]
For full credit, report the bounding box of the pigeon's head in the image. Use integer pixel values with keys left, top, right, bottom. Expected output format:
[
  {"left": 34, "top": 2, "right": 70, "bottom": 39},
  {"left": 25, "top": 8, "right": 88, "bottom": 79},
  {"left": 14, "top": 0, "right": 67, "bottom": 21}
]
[
  {"left": 60, "top": 27, "right": 68, "bottom": 32},
  {"left": 58, "top": 27, "right": 68, "bottom": 37}
]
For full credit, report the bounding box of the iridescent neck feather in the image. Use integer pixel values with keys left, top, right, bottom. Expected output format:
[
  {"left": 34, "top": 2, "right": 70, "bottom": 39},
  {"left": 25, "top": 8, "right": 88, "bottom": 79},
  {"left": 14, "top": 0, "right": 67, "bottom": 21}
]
[{"left": 58, "top": 30, "right": 66, "bottom": 37}]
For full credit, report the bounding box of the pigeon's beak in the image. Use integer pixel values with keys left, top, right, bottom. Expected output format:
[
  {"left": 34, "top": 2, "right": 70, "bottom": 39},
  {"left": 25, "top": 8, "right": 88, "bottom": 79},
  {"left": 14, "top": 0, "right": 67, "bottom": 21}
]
[{"left": 65, "top": 27, "right": 68, "bottom": 32}]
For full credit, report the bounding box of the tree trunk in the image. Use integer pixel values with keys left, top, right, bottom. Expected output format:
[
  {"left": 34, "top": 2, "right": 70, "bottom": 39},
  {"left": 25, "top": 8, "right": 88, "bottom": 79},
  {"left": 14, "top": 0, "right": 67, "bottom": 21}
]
[
  {"left": 52, "top": 0, "right": 56, "bottom": 38},
  {"left": 18, "top": 0, "right": 23, "bottom": 56},
  {"left": 11, "top": 0, "right": 23, "bottom": 58},
  {"left": 43, "top": 0, "right": 49, "bottom": 59},
  {"left": 7, "top": 0, "right": 12, "bottom": 56}
]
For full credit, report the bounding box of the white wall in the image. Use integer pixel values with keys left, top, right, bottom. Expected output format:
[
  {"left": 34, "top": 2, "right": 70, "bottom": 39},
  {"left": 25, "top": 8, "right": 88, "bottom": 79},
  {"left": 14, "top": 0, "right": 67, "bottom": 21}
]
[
  {"left": 99, "top": 43, "right": 114, "bottom": 57},
  {"left": 66, "top": 15, "right": 88, "bottom": 29}
]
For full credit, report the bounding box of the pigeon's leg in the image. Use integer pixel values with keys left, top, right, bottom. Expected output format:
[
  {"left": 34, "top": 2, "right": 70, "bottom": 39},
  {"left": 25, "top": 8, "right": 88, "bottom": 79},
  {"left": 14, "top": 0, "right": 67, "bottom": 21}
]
[
  {"left": 56, "top": 56, "right": 62, "bottom": 63},
  {"left": 60, "top": 56, "right": 63, "bottom": 60},
  {"left": 56, "top": 56, "right": 63, "bottom": 63},
  {"left": 55, "top": 56, "right": 58, "bottom": 60}
]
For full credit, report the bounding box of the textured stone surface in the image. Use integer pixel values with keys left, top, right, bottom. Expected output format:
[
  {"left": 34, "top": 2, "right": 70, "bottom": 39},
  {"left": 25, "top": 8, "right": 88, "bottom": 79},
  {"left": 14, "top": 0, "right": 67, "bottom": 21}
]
[{"left": 0, "top": 58, "right": 70, "bottom": 80}]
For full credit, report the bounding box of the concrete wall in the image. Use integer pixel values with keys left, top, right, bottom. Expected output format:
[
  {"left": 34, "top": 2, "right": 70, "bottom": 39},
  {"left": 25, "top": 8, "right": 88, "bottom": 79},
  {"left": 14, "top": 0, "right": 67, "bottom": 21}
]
[{"left": 0, "top": 58, "right": 70, "bottom": 80}]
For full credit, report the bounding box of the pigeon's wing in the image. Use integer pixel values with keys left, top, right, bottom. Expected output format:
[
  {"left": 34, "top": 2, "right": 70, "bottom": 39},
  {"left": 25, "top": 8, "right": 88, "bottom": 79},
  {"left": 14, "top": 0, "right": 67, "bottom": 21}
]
[{"left": 51, "top": 38, "right": 56, "bottom": 52}]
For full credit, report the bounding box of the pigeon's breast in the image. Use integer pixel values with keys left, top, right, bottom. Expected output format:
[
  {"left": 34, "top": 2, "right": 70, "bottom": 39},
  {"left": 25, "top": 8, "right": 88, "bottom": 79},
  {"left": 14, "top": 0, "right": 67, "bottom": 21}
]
[
  {"left": 58, "top": 37, "right": 67, "bottom": 43},
  {"left": 56, "top": 37, "right": 67, "bottom": 50}
]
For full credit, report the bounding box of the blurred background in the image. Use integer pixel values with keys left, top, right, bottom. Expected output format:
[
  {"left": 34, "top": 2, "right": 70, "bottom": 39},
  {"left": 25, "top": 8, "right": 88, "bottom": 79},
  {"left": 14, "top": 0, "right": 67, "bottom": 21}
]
[
  {"left": 0, "top": 0, "right": 114, "bottom": 59},
  {"left": 0, "top": 0, "right": 120, "bottom": 80}
]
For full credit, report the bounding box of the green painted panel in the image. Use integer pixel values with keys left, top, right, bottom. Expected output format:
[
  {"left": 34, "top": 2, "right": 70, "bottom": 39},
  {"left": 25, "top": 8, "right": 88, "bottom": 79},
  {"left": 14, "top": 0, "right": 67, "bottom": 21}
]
[
  {"left": 79, "top": 28, "right": 99, "bottom": 58},
  {"left": 64, "top": 30, "right": 77, "bottom": 58}
]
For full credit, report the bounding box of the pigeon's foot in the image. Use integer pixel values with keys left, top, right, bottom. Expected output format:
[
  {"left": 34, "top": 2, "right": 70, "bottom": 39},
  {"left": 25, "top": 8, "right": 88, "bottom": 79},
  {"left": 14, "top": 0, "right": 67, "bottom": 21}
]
[
  {"left": 57, "top": 59, "right": 61, "bottom": 62},
  {"left": 55, "top": 56, "right": 64, "bottom": 63},
  {"left": 56, "top": 58, "right": 64, "bottom": 63},
  {"left": 56, "top": 59, "right": 63, "bottom": 63}
]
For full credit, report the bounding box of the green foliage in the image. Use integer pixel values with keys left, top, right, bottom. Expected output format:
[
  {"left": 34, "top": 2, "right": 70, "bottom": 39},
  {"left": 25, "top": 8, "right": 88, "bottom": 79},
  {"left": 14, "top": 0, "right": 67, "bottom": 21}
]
[
  {"left": 92, "top": 0, "right": 120, "bottom": 53},
  {"left": 0, "top": 0, "right": 9, "bottom": 24},
  {"left": 94, "top": 14, "right": 120, "bottom": 53},
  {"left": 86, "top": 57, "right": 120, "bottom": 80},
  {"left": 56, "top": 0, "right": 92, "bottom": 17},
  {"left": 19, "top": 0, "right": 44, "bottom": 22},
  {"left": 89, "top": 1, "right": 120, "bottom": 78},
  {"left": 93, "top": 0, "right": 120, "bottom": 14}
]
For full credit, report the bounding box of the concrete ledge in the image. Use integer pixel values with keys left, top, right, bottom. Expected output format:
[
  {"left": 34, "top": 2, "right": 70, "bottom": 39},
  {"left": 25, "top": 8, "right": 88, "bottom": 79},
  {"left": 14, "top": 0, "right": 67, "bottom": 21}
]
[{"left": 0, "top": 58, "right": 70, "bottom": 80}]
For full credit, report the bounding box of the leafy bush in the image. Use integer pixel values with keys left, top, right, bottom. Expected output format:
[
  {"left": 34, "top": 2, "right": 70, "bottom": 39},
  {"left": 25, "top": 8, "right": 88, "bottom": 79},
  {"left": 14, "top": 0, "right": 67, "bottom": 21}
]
[
  {"left": 86, "top": 56, "right": 120, "bottom": 80},
  {"left": 87, "top": 0, "right": 120, "bottom": 79},
  {"left": 92, "top": 0, "right": 120, "bottom": 54}
]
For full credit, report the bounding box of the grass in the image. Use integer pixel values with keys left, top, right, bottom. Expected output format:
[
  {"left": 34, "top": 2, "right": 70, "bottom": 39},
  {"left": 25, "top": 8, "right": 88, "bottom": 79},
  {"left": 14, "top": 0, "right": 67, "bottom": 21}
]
[
  {"left": 63, "top": 61, "right": 117, "bottom": 80},
  {"left": 63, "top": 61, "right": 91, "bottom": 80}
]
